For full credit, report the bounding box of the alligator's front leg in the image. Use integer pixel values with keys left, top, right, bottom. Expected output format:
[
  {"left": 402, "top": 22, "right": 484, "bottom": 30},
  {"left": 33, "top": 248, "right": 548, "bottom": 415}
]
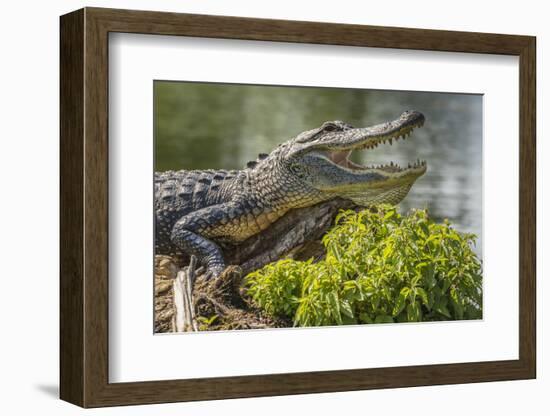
[{"left": 170, "top": 203, "right": 242, "bottom": 279}]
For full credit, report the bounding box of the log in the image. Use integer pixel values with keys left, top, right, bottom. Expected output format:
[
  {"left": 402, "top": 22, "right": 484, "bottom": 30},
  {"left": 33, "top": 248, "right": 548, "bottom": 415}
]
[
  {"left": 156, "top": 198, "right": 359, "bottom": 332},
  {"left": 224, "top": 198, "right": 356, "bottom": 274},
  {"left": 172, "top": 256, "right": 198, "bottom": 332}
]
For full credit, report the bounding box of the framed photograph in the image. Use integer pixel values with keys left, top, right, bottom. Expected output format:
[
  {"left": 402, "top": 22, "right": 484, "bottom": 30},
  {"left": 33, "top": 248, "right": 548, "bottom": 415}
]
[{"left": 60, "top": 7, "right": 536, "bottom": 408}]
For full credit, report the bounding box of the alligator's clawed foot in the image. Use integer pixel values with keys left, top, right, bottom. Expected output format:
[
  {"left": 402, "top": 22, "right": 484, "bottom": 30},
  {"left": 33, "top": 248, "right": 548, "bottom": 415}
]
[{"left": 201, "top": 265, "right": 225, "bottom": 281}]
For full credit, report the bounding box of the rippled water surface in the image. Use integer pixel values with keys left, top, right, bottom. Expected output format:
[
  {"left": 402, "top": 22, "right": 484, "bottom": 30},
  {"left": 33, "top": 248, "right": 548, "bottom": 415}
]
[{"left": 155, "top": 82, "right": 482, "bottom": 256}]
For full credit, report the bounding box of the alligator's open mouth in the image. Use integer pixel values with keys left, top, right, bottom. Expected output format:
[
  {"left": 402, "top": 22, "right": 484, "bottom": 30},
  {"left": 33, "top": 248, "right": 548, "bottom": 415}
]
[{"left": 323, "top": 111, "right": 427, "bottom": 176}]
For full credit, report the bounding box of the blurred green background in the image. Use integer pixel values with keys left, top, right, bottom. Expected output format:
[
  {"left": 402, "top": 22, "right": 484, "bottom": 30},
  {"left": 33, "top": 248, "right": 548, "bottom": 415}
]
[{"left": 154, "top": 81, "right": 482, "bottom": 256}]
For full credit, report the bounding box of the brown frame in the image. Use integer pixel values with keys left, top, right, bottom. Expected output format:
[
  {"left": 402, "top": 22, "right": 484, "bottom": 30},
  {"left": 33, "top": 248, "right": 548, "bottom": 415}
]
[{"left": 60, "top": 7, "right": 536, "bottom": 408}]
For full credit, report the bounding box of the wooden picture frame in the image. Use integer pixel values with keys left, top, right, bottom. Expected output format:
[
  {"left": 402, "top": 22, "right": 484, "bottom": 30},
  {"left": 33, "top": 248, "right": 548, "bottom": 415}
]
[{"left": 60, "top": 7, "right": 536, "bottom": 408}]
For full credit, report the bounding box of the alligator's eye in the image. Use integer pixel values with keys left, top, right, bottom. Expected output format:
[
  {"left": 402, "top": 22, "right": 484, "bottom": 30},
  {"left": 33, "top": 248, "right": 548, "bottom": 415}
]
[{"left": 323, "top": 124, "right": 338, "bottom": 132}]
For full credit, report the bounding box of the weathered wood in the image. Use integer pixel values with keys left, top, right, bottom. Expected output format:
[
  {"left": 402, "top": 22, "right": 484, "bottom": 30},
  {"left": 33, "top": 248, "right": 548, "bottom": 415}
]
[
  {"left": 225, "top": 198, "right": 356, "bottom": 273},
  {"left": 172, "top": 256, "right": 198, "bottom": 332}
]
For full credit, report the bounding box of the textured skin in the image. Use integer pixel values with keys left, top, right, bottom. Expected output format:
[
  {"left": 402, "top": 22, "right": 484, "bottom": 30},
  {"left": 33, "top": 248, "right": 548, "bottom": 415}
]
[{"left": 155, "top": 111, "right": 427, "bottom": 278}]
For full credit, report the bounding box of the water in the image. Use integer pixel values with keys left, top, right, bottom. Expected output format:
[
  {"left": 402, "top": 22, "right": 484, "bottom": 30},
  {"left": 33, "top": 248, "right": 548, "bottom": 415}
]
[{"left": 154, "top": 82, "right": 483, "bottom": 256}]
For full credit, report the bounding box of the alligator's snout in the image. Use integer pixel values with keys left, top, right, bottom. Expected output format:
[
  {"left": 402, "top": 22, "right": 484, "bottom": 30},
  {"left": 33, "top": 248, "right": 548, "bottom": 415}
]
[{"left": 305, "top": 111, "right": 426, "bottom": 173}]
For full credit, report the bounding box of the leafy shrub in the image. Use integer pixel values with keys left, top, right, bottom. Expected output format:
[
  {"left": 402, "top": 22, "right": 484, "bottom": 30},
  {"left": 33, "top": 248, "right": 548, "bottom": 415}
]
[{"left": 245, "top": 206, "right": 482, "bottom": 327}]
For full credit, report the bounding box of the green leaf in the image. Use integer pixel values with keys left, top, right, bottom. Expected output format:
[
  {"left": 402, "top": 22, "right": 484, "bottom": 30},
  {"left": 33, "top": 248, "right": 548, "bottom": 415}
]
[
  {"left": 359, "top": 312, "right": 374, "bottom": 324},
  {"left": 434, "top": 303, "right": 451, "bottom": 318},
  {"left": 340, "top": 300, "right": 354, "bottom": 319},
  {"left": 328, "top": 292, "right": 342, "bottom": 324},
  {"left": 374, "top": 315, "right": 394, "bottom": 324},
  {"left": 383, "top": 210, "right": 395, "bottom": 221},
  {"left": 342, "top": 315, "right": 357, "bottom": 325},
  {"left": 406, "top": 302, "right": 422, "bottom": 322},
  {"left": 424, "top": 264, "right": 436, "bottom": 288},
  {"left": 450, "top": 288, "right": 464, "bottom": 319},
  {"left": 419, "top": 222, "right": 429, "bottom": 237},
  {"left": 416, "top": 288, "right": 429, "bottom": 306},
  {"left": 382, "top": 244, "right": 393, "bottom": 259},
  {"left": 392, "top": 288, "right": 408, "bottom": 316}
]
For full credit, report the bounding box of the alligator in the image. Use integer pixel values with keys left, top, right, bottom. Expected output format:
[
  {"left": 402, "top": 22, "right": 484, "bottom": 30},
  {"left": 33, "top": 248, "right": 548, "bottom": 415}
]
[{"left": 155, "top": 110, "right": 427, "bottom": 278}]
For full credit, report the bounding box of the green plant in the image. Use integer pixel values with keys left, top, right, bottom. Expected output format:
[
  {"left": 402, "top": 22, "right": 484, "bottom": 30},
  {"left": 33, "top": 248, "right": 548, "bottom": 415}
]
[
  {"left": 197, "top": 315, "right": 219, "bottom": 330},
  {"left": 245, "top": 205, "right": 482, "bottom": 327}
]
